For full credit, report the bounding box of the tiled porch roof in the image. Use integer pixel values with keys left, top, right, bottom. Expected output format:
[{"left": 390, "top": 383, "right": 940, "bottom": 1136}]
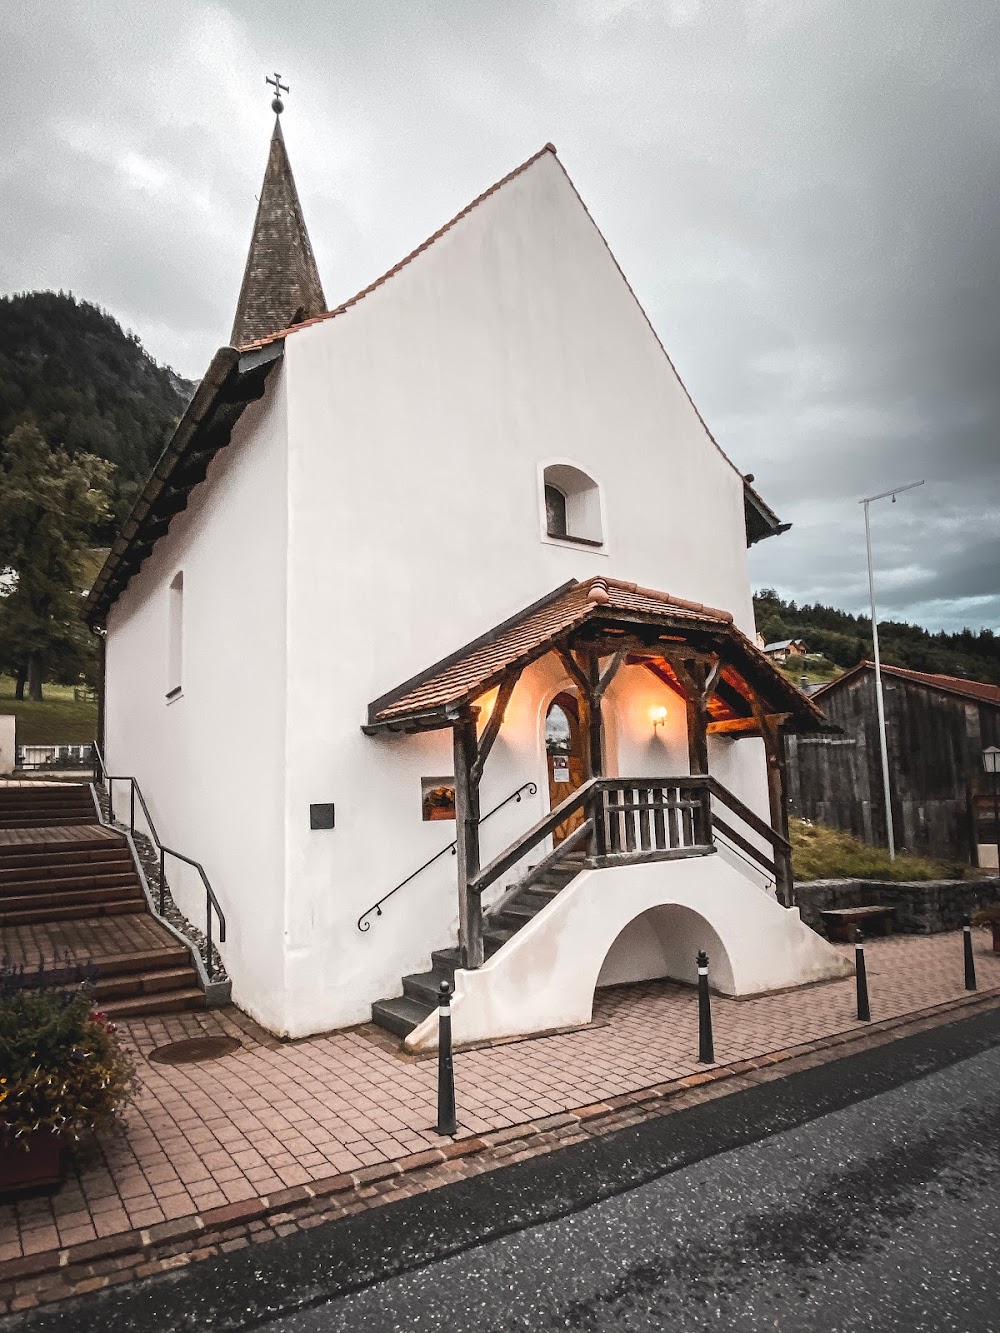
[{"left": 365, "top": 577, "right": 827, "bottom": 733}]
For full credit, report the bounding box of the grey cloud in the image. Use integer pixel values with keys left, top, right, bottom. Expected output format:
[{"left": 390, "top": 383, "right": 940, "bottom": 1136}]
[{"left": 2, "top": 0, "right": 998, "bottom": 633}]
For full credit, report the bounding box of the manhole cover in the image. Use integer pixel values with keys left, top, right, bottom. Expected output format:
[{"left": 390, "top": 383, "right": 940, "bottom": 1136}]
[{"left": 149, "top": 1036, "right": 242, "bottom": 1065}]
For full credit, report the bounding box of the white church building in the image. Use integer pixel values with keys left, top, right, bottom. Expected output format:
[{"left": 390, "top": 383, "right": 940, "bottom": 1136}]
[{"left": 86, "top": 113, "right": 850, "bottom": 1045}]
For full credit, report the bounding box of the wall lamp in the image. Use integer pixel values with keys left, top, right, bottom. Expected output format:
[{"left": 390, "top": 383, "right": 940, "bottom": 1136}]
[{"left": 652, "top": 706, "right": 668, "bottom": 733}]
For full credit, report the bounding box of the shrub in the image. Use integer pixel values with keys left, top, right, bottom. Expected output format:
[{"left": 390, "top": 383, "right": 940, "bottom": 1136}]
[
  {"left": 791, "top": 818, "right": 977, "bottom": 883},
  {"left": 0, "top": 962, "right": 137, "bottom": 1148}
]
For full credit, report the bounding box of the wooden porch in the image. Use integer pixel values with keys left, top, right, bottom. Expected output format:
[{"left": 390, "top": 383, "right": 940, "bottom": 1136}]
[{"left": 365, "top": 576, "right": 828, "bottom": 975}]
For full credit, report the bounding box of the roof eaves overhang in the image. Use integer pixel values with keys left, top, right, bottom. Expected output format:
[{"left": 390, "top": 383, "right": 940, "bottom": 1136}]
[
  {"left": 85, "top": 341, "right": 285, "bottom": 627},
  {"left": 364, "top": 589, "right": 828, "bottom": 737},
  {"left": 744, "top": 479, "right": 790, "bottom": 547}
]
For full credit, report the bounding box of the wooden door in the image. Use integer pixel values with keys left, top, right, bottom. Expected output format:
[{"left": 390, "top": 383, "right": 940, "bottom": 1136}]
[{"left": 546, "top": 691, "right": 587, "bottom": 843}]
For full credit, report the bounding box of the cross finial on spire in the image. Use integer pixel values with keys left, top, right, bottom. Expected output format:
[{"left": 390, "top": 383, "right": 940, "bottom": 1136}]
[{"left": 266, "top": 71, "right": 289, "bottom": 115}]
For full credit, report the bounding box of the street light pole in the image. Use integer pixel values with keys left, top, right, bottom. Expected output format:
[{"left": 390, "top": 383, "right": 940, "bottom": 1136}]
[{"left": 860, "top": 480, "right": 924, "bottom": 861}]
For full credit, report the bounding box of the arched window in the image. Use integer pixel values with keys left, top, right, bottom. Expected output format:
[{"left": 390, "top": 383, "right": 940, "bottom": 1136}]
[{"left": 541, "top": 464, "right": 604, "bottom": 547}]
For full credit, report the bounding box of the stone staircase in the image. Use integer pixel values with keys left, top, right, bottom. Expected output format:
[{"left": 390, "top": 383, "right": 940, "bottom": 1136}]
[
  {"left": 0, "top": 785, "right": 206, "bottom": 1017},
  {"left": 371, "top": 850, "right": 587, "bottom": 1039}
]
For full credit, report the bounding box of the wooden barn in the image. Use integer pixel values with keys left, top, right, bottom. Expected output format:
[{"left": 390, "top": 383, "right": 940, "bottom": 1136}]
[{"left": 785, "top": 662, "right": 1000, "bottom": 867}]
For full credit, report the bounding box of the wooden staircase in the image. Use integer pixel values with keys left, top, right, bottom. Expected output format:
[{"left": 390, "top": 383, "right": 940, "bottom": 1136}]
[
  {"left": 371, "top": 851, "right": 587, "bottom": 1038},
  {"left": 0, "top": 785, "right": 206, "bottom": 1018},
  {"left": 369, "top": 773, "right": 792, "bottom": 1043}
]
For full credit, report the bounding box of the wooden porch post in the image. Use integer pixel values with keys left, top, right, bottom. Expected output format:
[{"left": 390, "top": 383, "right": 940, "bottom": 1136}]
[
  {"left": 661, "top": 651, "right": 720, "bottom": 847},
  {"left": 760, "top": 713, "right": 794, "bottom": 907},
  {"left": 453, "top": 711, "right": 483, "bottom": 969}
]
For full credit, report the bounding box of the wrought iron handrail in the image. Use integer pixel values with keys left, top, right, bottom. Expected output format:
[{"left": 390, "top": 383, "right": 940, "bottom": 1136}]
[
  {"left": 357, "top": 780, "right": 538, "bottom": 932},
  {"left": 92, "top": 742, "right": 227, "bottom": 979}
]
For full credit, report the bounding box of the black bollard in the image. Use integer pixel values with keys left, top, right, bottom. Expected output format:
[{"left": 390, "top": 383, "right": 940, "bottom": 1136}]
[
  {"left": 697, "top": 950, "right": 715, "bottom": 1064},
  {"left": 435, "top": 978, "right": 457, "bottom": 1136},
  {"left": 964, "top": 915, "right": 977, "bottom": 992},
  {"left": 855, "top": 928, "right": 871, "bottom": 1022}
]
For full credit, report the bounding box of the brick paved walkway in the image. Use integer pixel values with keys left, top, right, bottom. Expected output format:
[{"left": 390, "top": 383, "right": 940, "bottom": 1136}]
[{"left": 3, "top": 931, "right": 999, "bottom": 1267}]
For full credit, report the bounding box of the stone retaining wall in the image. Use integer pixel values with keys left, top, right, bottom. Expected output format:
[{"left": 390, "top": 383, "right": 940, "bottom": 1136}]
[{"left": 796, "top": 877, "right": 1000, "bottom": 936}]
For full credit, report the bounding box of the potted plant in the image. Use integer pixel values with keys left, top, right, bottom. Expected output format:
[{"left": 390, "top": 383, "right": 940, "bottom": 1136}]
[
  {"left": 0, "top": 964, "right": 137, "bottom": 1197},
  {"left": 972, "top": 905, "right": 1000, "bottom": 953}
]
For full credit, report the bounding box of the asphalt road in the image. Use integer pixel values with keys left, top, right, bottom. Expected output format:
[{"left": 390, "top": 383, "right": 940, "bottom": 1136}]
[
  {"left": 263, "top": 1038, "right": 1000, "bottom": 1333},
  {"left": 7, "top": 1007, "right": 1000, "bottom": 1333}
]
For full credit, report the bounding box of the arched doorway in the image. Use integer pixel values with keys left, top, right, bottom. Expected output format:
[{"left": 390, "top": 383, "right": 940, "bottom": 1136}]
[{"left": 545, "top": 690, "right": 587, "bottom": 843}]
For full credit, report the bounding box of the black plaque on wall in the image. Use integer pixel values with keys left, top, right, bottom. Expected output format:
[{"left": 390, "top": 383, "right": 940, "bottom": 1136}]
[{"left": 310, "top": 803, "right": 335, "bottom": 830}]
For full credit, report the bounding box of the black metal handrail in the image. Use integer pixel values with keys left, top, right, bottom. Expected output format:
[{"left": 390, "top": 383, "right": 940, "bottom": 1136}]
[
  {"left": 357, "top": 781, "right": 538, "bottom": 932},
  {"left": 92, "top": 742, "right": 226, "bottom": 979}
]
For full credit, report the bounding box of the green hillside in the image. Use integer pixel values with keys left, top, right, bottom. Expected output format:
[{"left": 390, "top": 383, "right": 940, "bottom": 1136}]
[
  {"left": 754, "top": 589, "right": 1000, "bottom": 686},
  {"left": 0, "top": 290, "right": 193, "bottom": 523}
]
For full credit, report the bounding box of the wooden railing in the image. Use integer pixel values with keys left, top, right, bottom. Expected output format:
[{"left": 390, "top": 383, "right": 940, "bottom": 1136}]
[{"left": 464, "top": 774, "right": 794, "bottom": 968}]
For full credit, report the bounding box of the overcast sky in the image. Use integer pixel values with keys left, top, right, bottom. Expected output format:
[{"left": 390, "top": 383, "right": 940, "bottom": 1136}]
[{"left": 3, "top": 0, "right": 998, "bottom": 634}]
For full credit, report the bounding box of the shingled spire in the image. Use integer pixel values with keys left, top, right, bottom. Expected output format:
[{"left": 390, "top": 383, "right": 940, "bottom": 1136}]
[{"left": 230, "top": 78, "right": 326, "bottom": 347}]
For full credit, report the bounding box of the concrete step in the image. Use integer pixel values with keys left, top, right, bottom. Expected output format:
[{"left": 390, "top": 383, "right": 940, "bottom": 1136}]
[
  {"left": 370, "top": 994, "right": 433, "bottom": 1039},
  {"left": 0, "top": 833, "right": 120, "bottom": 859},
  {"left": 99, "top": 988, "right": 207, "bottom": 1019},
  {"left": 0, "top": 849, "right": 132, "bottom": 877},
  {"left": 483, "top": 925, "right": 516, "bottom": 958},
  {"left": 430, "top": 947, "right": 463, "bottom": 982},
  {"left": 0, "top": 897, "right": 146, "bottom": 927},
  {"left": 91, "top": 966, "right": 200, "bottom": 1000},
  {"left": 0, "top": 882, "right": 141, "bottom": 912},
  {"left": 0, "top": 814, "right": 99, "bottom": 829},
  {"left": 489, "top": 903, "right": 539, "bottom": 932},
  {"left": 0, "top": 869, "right": 139, "bottom": 896},
  {"left": 515, "top": 887, "right": 560, "bottom": 912},
  {"left": 402, "top": 969, "right": 450, "bottom": 1007}
]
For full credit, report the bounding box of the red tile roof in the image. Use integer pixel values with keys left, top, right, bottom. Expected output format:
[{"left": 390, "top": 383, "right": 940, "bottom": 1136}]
[
  {"left": 817, "top": 661, "right": 1000, "bottom": 708},
  {"left": 367, "top": 576, "right": 825, "bottom": 732}
]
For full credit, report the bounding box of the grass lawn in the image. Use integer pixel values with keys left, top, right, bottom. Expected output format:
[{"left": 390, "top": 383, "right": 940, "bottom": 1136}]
[
  {"left": 791, "top": 817, "right": 979, "bottom": 882},
  {"left": 0, "top": 675, "right": 97, "bottom": 745}
]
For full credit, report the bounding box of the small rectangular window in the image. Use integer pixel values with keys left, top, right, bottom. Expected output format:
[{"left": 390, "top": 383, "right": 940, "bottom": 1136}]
[{"left": 167, "top": 571, "right": 184, "bottom": 699}]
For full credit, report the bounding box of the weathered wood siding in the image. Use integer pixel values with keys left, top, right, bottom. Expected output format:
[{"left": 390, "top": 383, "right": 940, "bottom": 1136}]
[{"left": 785, "top": 669, "right": 1000, "bottom": 862}]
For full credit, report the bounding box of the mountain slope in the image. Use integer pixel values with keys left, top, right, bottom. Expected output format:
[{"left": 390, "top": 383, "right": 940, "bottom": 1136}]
[{"left": 0, "top": 291, "right": 193, "bottom": 509}]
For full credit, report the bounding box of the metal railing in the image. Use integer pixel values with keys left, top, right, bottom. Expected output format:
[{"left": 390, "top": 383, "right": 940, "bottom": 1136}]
[
  {"left": 357, "top": 781, "right": 538, "bottom": 933},
  {"left": 92, "top": 743, "right": 226, "bottom": 979}
]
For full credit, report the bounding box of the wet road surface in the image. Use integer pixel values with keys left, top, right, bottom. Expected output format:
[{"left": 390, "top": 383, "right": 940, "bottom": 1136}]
[
  {"left": 7, "top": 1007, "right": 1000, "bottom": 1332},
  {"left": 263, "top": 1042, "right": 1000, "bottom": 1332}
]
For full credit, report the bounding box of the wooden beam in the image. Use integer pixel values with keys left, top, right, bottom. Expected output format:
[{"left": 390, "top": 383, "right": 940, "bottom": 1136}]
[
  {"left": 471, "top": 672, "right": 518, "bottom": 786},
  {"left": 453, "top": 712, "right": 484, "bottom": 968},
  {"left": 754, "top": 706, "right": 794, "bottom": 906},
  {"left": 707, "top": 717, "right": 760, "bottom": 737}
]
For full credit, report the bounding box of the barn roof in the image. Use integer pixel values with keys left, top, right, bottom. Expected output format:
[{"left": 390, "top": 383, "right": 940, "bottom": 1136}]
[{"left": 815, "top": 661, "right": 1000, "bottom": 708}]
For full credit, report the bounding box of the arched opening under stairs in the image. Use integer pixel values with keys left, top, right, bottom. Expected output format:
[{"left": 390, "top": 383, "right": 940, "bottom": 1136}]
[{"left": 595, "top": 903, "right": 735, "bottom": 994}]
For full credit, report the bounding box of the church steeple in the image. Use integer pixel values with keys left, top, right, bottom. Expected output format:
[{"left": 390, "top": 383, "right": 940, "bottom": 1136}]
[{"left": 230, "top": 75, "right": 326, "bottom": 347}]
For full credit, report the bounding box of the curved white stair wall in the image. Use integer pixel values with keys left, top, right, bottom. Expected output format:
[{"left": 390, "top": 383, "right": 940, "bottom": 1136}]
[{"left": 404, "top": 853, "right": 852, "bottom": 1051}]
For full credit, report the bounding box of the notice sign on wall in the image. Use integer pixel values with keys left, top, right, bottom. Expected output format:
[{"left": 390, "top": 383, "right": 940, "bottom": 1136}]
[{"left": 552, "top": 759, "right": 571, "bottom": 784}]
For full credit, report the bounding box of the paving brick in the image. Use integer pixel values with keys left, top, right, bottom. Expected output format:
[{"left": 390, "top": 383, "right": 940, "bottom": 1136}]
[{"left": 199, "top": 1200, "right": 268, "bottom": 1231}]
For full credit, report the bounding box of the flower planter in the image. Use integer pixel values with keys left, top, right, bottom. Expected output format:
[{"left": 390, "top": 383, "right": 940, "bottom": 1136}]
[{"left": 0, "top": 1134, "right": 66, "bottom": 1199}]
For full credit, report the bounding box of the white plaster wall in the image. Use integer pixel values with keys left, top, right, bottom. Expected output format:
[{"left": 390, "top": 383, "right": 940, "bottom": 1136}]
[
  {"left": 274, "top": 149, "right": 771, "bottom": 1036},
  {"left": 0, "top": 715, "right": 15, "bottom": 775},
  {"left": 406, "top": 856, "right": 853, "bottom": 1050},
  {"left": 103, "top": 374, "right": 290, "bottom": 1030}
]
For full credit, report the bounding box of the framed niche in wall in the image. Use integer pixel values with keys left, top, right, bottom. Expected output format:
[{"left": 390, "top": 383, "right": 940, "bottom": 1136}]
[{"left": 421, "top": 776, "right": 456, "bottom": 821}]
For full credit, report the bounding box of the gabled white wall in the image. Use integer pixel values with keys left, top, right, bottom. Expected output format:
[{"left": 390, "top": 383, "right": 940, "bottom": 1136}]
[
  {"left": 103, "top": 372, "right": 289, "bottom": 1028},
  {"left": 275, "top": 151, "right": 770, "bottom": 1037}
]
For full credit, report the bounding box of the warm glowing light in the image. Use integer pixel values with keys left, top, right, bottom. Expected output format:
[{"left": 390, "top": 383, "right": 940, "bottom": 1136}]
[{"left": 651, "top": 705, "right": 668, "bottom": 731}]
